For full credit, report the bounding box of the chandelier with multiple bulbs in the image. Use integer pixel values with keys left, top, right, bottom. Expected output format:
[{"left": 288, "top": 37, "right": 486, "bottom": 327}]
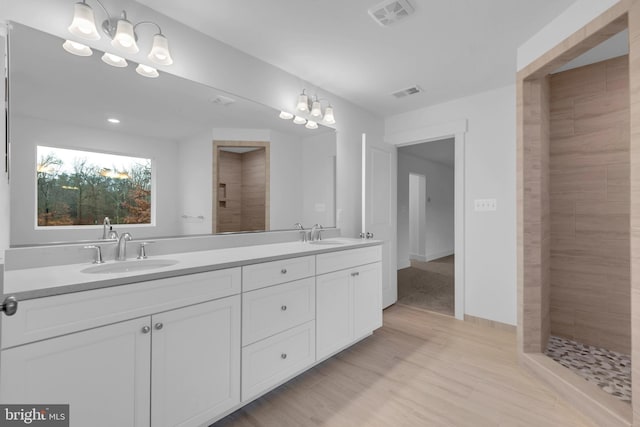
[
  {"left": 62, "top": 0, "right": 173, "bottom": 78},
  {"left": 279, "top": 89, "right": 336, "bottom": 129}
]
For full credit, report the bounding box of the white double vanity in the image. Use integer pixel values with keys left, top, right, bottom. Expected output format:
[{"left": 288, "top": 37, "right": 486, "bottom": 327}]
[{"left": 0, "top": 237, "right": 382, "bottom": 427}]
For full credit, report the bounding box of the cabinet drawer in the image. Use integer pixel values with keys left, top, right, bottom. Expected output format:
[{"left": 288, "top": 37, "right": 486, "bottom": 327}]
[
  {"left": 241, "top": 321, "right": 315, "bottom": 402},
  {"left": 1, "top": 268, "right": 241, "bottom": 349},
  {"left": 316, "top": 246, "right": 382, "bottom": 275},
  {"left": 243, "top": 277, "right": 315, "bottom": 346},
  {"left": 242, "top": 255, "right": 315, "bottom": 292}
]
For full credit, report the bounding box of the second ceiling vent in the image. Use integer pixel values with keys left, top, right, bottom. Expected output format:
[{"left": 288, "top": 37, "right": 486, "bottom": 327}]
[{"left": 368, "top": 0, "right": 415, "bottom": 27}]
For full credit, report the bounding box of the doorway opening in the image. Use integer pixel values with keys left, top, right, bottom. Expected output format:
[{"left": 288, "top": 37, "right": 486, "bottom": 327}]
[
  {"left": 212, "top": 141, "right": 270, "bottom": 233},
  {"left": 396, "top": 138, "right": 455, "bottom": 316}
]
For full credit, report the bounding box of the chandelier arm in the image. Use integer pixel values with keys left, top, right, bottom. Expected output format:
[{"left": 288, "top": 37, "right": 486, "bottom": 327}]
[
  {"left": 86, "top": 0, "right": 111, "bottom": 21},
  {"left": 133, "top": 21, "right": 164, "bottom": 35}
]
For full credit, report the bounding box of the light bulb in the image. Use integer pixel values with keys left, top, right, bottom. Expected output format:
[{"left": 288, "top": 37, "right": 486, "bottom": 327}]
[
  {"left": 297, "top": 92, "right": 308, "bottom": 112},
  {"left": 101, "top": 52, "right": 128, "bottom": 67},
  {"left": 136, "top": 64, "right": 159, "bottom": 78},
  {"left": 305, "top": 120, "right": 318, "bottom": 129},
  {"left": 293, "top": 116, "right": 307, "bottom": 125},
  {"left": 68, "top": 2, "right": 100, "bottom": 40},
  {"left": 62, "top": 40, "right": 93, "bottom": 56},
  {"left": 112, "top": 19, "right": 139, "bottom": 54},
  {"left": 279, "top": 111, "right": 294, "bottom": 120},
  {"left": 323, "top": 105, "right": 336, "bottom": 124},
  {"left": 148, "top": 34, "right": 173, "bottom": 66},
  {"left": 310, "top": 100, "right": 322, "bottom": 118}
]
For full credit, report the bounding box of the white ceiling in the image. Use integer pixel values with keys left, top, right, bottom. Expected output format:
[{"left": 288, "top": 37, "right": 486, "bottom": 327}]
[{"left": 136, "top": 0, "right": 578, "bottom": 117}]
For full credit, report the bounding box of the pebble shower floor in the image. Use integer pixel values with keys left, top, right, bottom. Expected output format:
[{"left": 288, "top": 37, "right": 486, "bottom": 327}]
[{"left": 545, "top": 335, "right": 631, "bottom": 403}]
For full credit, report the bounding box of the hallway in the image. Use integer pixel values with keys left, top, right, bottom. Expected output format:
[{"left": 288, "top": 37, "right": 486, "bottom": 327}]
[{"left": 397, "top": 255, "right": 454, "bottom": 316}]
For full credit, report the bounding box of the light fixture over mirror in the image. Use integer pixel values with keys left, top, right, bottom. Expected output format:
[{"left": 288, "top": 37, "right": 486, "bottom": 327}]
[
  {"left": 64, "top": 0, "right": 173, "bottom": 77},
  {"left": 280, "top": 89, "right": 337, "bottom": 128}
]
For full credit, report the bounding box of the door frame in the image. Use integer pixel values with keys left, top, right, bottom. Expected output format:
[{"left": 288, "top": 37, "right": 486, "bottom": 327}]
[{"left": 386, "top": 119, "right": 466, "bottom": 320}]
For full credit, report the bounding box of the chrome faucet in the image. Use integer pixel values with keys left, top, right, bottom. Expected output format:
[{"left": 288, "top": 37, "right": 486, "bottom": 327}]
[
  {"left": 116, "top": 233, "right": 133, "bottom": 261},
  {"left": 102, "top": 217, "right": 118, "bottom": 240},
  {"left": 310, "top": 224, "right": 324, "bottom": 241},
  {"left": 294, "top": 223, "right": 308, "bottom": 242}
]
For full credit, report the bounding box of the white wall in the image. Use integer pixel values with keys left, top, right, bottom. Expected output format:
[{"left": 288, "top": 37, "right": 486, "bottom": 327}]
[
  {"left": 398, "top": 152, "right": 454, "bottom": 269},
  {"left": 177, "top": 128, "right": 336, "bottom": 234},
  {"left": 517, "top": 0, "right": 620, "bottom": 70},
  {"left": 10, "top": 116, "right": 181, "bottom": 245},
  {"left": 269, "top": 130, "right": 304, "bottom": 230},
  {"left": 177, "top": 130, "right": 213, "bottom": 235},
  {"left": 0, "top": 0, "right": 384, "bottom": 250},
  {"left": 301, "top": 132, "right": 336, "bottom": 228},
  {"left": 386, "top": 85, "right": 517, "bottom": 325}
]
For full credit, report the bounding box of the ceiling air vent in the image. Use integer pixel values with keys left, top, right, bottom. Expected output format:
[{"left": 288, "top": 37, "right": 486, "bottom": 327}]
[
  {"left": 392, "top": 85, "right": 423, "bottom": 99},
  {"left": 368, "top": 0, "right": 415, "bottom": 27}
]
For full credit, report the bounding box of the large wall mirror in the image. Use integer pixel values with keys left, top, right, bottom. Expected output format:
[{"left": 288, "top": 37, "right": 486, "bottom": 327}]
[{"left": 7, "top": 22, "right": 336, "bottom": 246}]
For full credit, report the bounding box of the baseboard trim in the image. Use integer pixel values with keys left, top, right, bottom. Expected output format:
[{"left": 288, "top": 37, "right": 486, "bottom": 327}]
[
  {"left": 520, "top": 352, "right": 631, "bottom": 427},
  {"left": 464, "top": 314, "right": 516, "bottom": 333},
  {"left": 424, "top": 250, "right": 454, "bottom": 262}
]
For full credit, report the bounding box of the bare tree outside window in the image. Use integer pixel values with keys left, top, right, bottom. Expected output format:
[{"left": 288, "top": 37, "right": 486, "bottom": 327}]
[{"left": 36, "top": 146, "right": 152, "bottom": 226}]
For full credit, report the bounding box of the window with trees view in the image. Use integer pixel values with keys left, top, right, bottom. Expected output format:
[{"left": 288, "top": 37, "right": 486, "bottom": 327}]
[{"left": 36, "top": 146, "right": 152, "bottom": 227}]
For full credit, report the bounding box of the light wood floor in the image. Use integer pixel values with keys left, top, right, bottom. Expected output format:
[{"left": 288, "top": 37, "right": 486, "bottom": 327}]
[{"left": 213, "top": 305, "right": 594, "bottom": 427}]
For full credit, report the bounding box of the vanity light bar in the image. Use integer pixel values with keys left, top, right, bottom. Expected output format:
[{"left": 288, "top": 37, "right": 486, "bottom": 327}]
[
  {"left": 63, "top": 0, "right": 173, "bottom": 79},
  {"left": 279, "top": 89, "right": 337, "bottom": 128}
]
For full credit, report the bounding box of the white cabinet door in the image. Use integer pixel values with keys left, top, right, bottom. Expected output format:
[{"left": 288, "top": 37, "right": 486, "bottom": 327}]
[
  {"left": 353, "top": 262, "right": 383, "bottom": 339},
  {"left": 0, "top": 317, "right": 151, "bottom": 427},
  {"left": 151, "top": 295, "right": 241, "bottom": 427},
  {"left": 316, "top": 270, "right": 353, "bottom": 360}
]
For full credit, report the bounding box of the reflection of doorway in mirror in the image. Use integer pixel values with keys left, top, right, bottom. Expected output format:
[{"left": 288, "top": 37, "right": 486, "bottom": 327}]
[{"left": 213, "top": 141, "right": 270, "bottom": 233}]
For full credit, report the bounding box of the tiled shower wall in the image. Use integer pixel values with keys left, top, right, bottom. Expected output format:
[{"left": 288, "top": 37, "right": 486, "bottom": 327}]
[{"left": 549, "top": 55, "right": 630, "bottom": 354}]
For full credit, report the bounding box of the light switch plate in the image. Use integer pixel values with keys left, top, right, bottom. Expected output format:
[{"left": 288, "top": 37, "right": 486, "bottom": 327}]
[{"left": 474, "top": 198, "right": 497, "bottom": 212}]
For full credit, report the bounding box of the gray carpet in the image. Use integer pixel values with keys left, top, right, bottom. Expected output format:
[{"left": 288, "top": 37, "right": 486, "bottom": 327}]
[{"left": 397, "top": 255, "right": 454, "bottom": 316}]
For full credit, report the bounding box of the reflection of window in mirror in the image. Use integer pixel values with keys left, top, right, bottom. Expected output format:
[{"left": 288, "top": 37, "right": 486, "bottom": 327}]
[
  {"left": 36, "top": 146, "right": 152, "bottom": 227},
  {"left": 213, "top": 141, "right": 270, "bottom": 233}
]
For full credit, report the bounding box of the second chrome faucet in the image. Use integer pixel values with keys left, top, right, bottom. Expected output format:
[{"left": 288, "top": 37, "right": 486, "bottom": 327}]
[
  {"left": 116, "top": 233, "right": 133, "bottom": 261},
  {"left": 294, "top": 223, "right": 324, "bottom": 242}
]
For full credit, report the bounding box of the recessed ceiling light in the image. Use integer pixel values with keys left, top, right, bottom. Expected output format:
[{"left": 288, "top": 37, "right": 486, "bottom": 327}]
[{"left": 107, "top": 118, "right": 120, "bottom": 124}]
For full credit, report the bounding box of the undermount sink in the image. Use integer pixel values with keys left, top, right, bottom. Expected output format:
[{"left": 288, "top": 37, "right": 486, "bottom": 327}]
[
  {"left": 309, "top": 239, "right": 349, "bottom": 246},
  {"left": 81, "top": 259, "right": 179, "bottom": 274}
]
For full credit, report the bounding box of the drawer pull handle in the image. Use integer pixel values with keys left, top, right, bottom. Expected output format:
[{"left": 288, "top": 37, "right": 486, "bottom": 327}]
[
  {"left": 281, "top": 353, "right": 287, "bottom": 359},
  {"left": 281, "top": 305, "right": 287, "bottom": 311},
  {"left": 351, "top": 272, "right": 360, "bottom": 277},
  {"left": 155, "top": 322, "right": 164, "bottom": 330},
  {"left": 141, "top": 326, "right": 151, "bottom": 334},
  {"left": 281, "top": 268, "right": 287, "bottom": 274},
  {"left": 1, "top": 296, "right": 18, "bottom": 316}
]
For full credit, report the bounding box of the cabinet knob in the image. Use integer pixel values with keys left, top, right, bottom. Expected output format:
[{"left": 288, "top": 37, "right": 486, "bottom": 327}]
[
  {"left": 141, "top": 326, "right": 151, "bottom": 334},
  {"left": 351, "top": 271, "right": 360, "bottom": 277},
  {"left": 281, "top": 353, "right": 287, "bottom": 359},
  {"left": 281, "top": 268, "right": 287, "bottom": 274},
  {"left": 155, "top": 322, "right": 164, "bottom": 330},
  {"left": 1, "top": 296, "right": 18, "bottom": 316},
  {"left": 281, "top": 305, "right": 287, "bottom": 311}
]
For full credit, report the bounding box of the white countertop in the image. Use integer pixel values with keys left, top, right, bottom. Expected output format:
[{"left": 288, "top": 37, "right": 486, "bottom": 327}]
[{"left": 3, "top": 238, "right": 381, "bottom": 300}]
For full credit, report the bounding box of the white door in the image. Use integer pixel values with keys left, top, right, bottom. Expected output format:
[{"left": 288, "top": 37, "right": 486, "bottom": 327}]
[
  {"left": 151, "top": 295, "right": 241, "bottom": 427},
  {"left": 0, "top": 317, "right": 151, "bottom": 427},
  {"left": 363, "top": 134, "right": 397, "bottom": 308}
]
